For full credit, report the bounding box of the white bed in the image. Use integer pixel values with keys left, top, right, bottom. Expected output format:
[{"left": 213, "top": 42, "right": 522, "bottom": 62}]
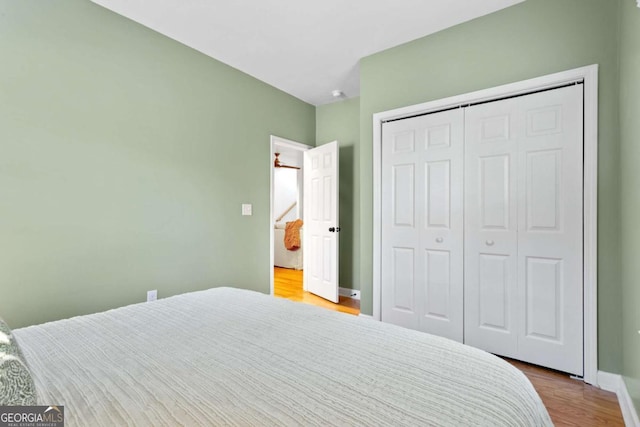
[
  {"left": 14, "top": 288, "right": 551, "bottom": 426},
  {"left": 274, "top": 222, "right": 303, "bottom": 270}
]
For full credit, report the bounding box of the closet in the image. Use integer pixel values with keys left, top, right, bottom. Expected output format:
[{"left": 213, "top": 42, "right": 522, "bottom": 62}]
[{"left": 381, "top": 84, "right": 584, "bottom": 376}]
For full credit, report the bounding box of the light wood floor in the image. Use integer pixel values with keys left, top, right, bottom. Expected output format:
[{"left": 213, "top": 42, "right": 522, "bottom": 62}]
[
  {"left": 506, "top": 359, "right": 624, "bottom": 426},
  {"left": 273, "top": 267, "right": 623, "bottom": 425},
  {"left": 274, "top": 267, "right": 359, "bottom": 315}
]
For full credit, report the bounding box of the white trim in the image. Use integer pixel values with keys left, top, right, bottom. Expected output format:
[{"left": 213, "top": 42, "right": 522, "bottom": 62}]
[
  {"left": 269, "top": 135, "right": 312, "bottom": 297},
  {"left": 359, "top": 313, "right": 374, "bottom": 320},
  {"left": 598, "top": 371, "right": 622, "bottom": 393},
  {"left": 339, "top": 288, "right": 361, "bottom": 300},
  {"left": 619, "top": 379, "right": 640, "bottom": 427},
  {"left": 597, "top": 371, "right": 640, "bottom": 427},
  {"left": 581, "top": 64, "right": 599, "bottom": 387},
  {"left": 372, "top": 65, "right": 599, "bottom": 384}
]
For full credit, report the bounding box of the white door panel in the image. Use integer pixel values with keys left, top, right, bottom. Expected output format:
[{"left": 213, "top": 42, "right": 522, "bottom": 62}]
[
  {"left": 516, "top": 85, "right": 583, "bottom": 375},
  {"left": 465, "top": 85, "right": 583, "bottom": 375},
  {"left": 382, "top": 109, "right": 464, "bottom": 342},
  {"left": 303, "top": 141, "right": 339, "bottom": 303},
  {"left": 383, "top": 130, "right": 420, "bottom": 330},
  {"left": 464, "top": 98, "right": 519, "bottom": 358}
]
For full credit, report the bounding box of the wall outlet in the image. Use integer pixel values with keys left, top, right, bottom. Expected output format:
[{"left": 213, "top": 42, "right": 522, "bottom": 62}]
[
  {"left": 242, "top": 204, "right": 252, "bottom": 216},
  {"left": 147, "top": 290, "right": 157, "bottom": 302}
]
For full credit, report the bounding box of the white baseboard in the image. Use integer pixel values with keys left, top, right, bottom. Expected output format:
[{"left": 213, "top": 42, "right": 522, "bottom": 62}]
[
  {"left": 597, "top": 371, "right": 621, "bottom": 393},
  {"left": 339, "top": 288, "right": 360, "bottom": 300},
  {"left": 620, "top": 381, "right": 640, "bottom": 427},
  {"left": 598, "top": 371, "right": 640, "bottom": 426},
  {"left": 358, "top": 313, "right": 373, "bottom": 320}
]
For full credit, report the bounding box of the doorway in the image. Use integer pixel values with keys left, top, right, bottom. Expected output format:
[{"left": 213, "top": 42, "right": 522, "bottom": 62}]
[
  {"left": 269, "top": 136, "right": 360, "bottom": 315},
  {"left": 270, "top": 135, "right": 310, "bottom": 300}
]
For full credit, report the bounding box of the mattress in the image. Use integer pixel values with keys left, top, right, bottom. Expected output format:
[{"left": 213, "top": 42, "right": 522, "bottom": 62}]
[{"left": 14, "top": 288, "right": 552, "bottom": 426}]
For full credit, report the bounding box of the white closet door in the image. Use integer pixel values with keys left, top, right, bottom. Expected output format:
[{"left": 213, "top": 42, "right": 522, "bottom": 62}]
[
  {"left": 516, "top": 85, "right": 583, "bottom": 375},
  {"left": 381, "top": 109, "right": 464, "bottom": 342},
  {"left": 464, "top": 98, "right": 519, "bottom": 359},
  {"left": 465, "top": 85, "right": 584, "bottom": 375}
]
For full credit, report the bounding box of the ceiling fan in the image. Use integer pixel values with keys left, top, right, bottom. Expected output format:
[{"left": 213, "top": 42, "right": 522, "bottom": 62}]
[{"left": 274, "top": 152, "right": 300, "bottom": 170}]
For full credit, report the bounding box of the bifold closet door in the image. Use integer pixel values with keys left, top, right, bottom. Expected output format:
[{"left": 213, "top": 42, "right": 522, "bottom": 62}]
[
  {"left": 381, "top": 109, "right": 464, "bottom": 342},
  {"left": 463, "top": 97, "right": 520, "bottom": 359},
  {"left": 464, "top": 85, "right": 584, "bottom": 376}
]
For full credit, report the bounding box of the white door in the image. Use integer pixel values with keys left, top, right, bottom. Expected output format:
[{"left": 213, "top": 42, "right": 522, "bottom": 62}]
[
  {"left": 465, "top": 85, "right": 584, "bottom": 375},
  {"left": 515, "top": 86, "right": 583, "bottom": 375},
  {"left": 381, "top": 109, "right": 464, "bottom": 342},
  {"left": 303, "top": 141, "right": 339, "bottom": 303},
  {"left": 463, "top": 97, "right": 519, "bottom": 359}
]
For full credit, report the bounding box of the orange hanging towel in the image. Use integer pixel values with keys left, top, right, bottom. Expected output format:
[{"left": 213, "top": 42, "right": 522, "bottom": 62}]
[{"left": 284, "top": 219, "right": 303, "bottom": 251}]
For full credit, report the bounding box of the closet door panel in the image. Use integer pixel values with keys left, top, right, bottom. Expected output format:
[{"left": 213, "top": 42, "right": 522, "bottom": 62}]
[
  {"left": 423, "top": 249, "right": 451, "bottom": 319},
  {"left": 382, "top": 109, "right": 464, "bottom": 342},
  {"left": 479, "top": 155, "right": 511, "bottom": 230},
  {"left": 466, "top": 85, "right": 583, "bottom": 374},
  {"left": 382, "top": 128, "right": 420, "bottom": 330},
  {"left": 393, "top": 164, "right": 415, "bottom": 227},
  {"left": 478, "top": 253, "right": 511, "bottom": 331},
  {"left": 425, "top": 160, "right": 451, "bottom": 228},
  {"left": 391, "top": 247, "right": 416, "bottom": 313},
  {"left": 420, "top": 110, "right": 464, "bottom": 342},
  {"left": 516, "top": 85, "right": 583, "bottom": 376},
  {"left": 464, "top": 99, "right": 519, "bottom": 358}
]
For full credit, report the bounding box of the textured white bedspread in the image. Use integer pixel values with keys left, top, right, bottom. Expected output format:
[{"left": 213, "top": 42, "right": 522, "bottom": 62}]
[{"left": 14, "top": 288, "right": 552, "bottom": 426}]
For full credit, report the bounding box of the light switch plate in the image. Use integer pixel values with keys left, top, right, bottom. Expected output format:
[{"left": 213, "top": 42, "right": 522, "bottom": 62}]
[{"left": 242, "top": 204, "right": 252, "bottom": 216}]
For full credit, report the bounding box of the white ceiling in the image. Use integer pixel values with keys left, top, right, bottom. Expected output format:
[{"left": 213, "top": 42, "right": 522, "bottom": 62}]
[{"left": 91, "top": 0, "right": 524, "bottom": 106}]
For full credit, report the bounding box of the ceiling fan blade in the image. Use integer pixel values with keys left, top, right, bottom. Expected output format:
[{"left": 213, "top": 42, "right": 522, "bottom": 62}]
[{"left": 274, "top": 152, "right": 301, "bottom": 169}]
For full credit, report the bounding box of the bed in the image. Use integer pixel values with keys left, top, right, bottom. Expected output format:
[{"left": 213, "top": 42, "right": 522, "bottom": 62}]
[
  {"left": 10, "top": 288, "right": 551, "bottom": 426},
  {"left": 274, "top": 222, "right": 303, "bottom": 270}
]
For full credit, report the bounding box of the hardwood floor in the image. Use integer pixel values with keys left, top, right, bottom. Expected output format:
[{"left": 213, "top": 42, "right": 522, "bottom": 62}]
[
  {"left": 273, "top": 267, "right": 359, "bottom": 315},
  {"left": 274, "top": 267, "right": 622, "bottom": 425},
  {"left": 505, "top": 359, "right": 624, "bottom": 426}
]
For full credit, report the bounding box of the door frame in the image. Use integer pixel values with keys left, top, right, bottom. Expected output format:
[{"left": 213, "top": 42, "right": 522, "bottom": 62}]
[
  {"left": 269, "top": 135, "right": 312, "bottom": 296},
  {"left": 371, "top": 64, "right": 599, "bottom": 385}
]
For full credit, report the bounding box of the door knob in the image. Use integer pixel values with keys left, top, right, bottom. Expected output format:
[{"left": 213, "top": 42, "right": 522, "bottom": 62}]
[
  {"left": 329, "top": 227, "right": 341, "bottom": 233},
  {"left": 436, "top": 237, "right": 443, "bottom": 243},
  {"left": 485, "top": 240, "right": 495, "bottom": 246}
]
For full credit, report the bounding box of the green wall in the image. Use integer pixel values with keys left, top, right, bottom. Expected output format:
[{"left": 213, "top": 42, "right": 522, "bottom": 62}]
[
  {"left": 619, "top": 0, "right": 640, "bottom": 411},
  {"left": 0, "top": 0, "right": 315, "bottom": 328},
  {"left": 316, "top": 97, "right": 360, "bottom": 290},
  {"left": 358, "top": 0, "right": 623, "bottom": 373}
]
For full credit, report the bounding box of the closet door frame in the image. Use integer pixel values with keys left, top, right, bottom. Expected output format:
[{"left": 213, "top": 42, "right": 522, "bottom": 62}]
[{"left": 371, "top": 64, "right": 599, "bottom": 385}]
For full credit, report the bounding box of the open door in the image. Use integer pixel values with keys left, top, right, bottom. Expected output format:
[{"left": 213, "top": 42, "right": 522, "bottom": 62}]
[{"left": 303, "top": 141, "right": 339, "bottom": 303}]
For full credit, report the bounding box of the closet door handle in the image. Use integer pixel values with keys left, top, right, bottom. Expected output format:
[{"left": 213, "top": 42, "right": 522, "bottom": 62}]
[
  {"left": 485, "top": 240, "right": 495, "bottom": 246},
  {"left": 435, "top": 237, "right": 443, "bottom": 243}
]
